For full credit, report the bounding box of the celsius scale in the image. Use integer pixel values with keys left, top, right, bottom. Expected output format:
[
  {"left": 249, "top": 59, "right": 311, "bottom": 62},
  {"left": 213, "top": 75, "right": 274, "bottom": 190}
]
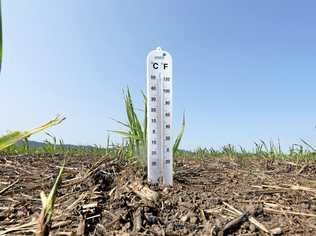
[{"left": 146, "top": 47, "right": 173, "bottom": 186}]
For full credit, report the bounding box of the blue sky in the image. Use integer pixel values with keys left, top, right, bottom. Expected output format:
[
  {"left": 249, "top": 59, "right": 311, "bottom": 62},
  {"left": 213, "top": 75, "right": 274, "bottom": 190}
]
[{"left": 1, "top": 1, "right": 316, "bottom": 150}]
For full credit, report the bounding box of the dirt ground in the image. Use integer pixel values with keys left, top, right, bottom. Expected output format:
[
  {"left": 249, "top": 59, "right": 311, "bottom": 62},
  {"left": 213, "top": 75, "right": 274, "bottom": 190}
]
[{"left": 0, "top": 154, "right": 316, "bottom": 235}]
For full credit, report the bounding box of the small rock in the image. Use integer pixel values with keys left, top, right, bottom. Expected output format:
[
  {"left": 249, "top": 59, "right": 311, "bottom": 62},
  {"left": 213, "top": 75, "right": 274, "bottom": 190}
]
[
  {"left": 243, "top": 221, "right": 250, "bottom": 230},
  {"left": 249, "top": 224, "right": 257, "bottom": 232},
  {"left": 270, "top": 227, "right": 283, "bottom": 235}
]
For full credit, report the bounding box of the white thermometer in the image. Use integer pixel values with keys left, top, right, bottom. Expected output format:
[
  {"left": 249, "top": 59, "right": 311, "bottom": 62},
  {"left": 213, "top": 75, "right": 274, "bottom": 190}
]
[{"left": 146, "top": 47, "right": 173, "bottom": 186}]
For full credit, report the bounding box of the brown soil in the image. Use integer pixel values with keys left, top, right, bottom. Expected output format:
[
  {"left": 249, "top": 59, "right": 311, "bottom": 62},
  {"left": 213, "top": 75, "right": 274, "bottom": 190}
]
[{"left": 1, "top": 155, "right": 316, "bottom": 235}]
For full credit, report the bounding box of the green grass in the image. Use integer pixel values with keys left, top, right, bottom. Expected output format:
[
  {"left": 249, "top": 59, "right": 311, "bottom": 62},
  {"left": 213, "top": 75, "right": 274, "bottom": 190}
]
[
  {"left": 177, "top": 139, "right": 316, "bottom": 161},
  {"left": 0, "top": 88, "right": 314, "bottom": 163},
  {"left": 36, "top": 164, "right": 64, "bottom": 236},
  {"left": 111, "top": 88, "right": 185, "bottom": 162},
  {"left": 1, "top": 113, "right": 315, "bottom": 162},
  {"left": 110, "top": 89, "right": 147, "bottom": 160},
  {"left": 0, "top": 115, "right": 65, "bottom": 152}
]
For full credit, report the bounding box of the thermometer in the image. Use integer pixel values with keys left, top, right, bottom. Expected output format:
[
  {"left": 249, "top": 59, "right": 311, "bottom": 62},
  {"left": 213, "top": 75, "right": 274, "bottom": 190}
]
[{"left": 146, "top": 47, "right": 173, "bottom": 186}]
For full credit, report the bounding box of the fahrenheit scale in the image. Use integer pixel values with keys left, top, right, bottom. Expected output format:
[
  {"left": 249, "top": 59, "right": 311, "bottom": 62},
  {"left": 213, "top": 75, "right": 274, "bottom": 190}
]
[{"left": 147, "top": 47, "right": 173, "bottom": 186}]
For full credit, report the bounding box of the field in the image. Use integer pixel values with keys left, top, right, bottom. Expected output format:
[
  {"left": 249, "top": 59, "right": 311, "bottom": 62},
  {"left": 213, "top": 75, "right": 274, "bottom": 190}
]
[
  {"left": 1, "top": 150, "right": 316, "bottom": 236},
  {"left": 1, "top": 96, "right": 316, "bottom": 236}
]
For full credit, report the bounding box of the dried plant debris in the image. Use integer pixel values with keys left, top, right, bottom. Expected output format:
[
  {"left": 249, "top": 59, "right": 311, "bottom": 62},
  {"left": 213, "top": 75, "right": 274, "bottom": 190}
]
[{"left": 0, "top": 155, "right": 316, "bottom": 235}]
